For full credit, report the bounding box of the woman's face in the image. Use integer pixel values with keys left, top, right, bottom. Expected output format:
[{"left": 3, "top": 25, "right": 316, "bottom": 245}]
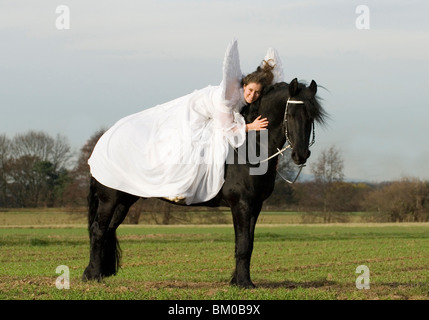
[{"left": 243, "top": 82, "right": 262, "bottom": 104}]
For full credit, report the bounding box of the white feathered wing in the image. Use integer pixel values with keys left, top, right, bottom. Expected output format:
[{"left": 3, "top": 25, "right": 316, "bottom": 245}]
[{"left": 221, "top": 40, "right": 243, "bottom": 108}]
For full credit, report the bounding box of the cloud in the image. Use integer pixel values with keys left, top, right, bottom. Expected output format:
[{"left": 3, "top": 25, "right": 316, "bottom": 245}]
[{"left": 2, "top": 1, "right": 428, "bottom": 63}]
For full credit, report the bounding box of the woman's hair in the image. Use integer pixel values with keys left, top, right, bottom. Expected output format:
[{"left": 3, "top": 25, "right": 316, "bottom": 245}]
[{"left": 241, "top": 59, "right": 275, "bottom": 88}]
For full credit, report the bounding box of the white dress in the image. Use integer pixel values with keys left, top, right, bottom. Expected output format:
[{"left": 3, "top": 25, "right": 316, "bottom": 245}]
[
  {"left": 88, "top": 84, "right": 246, "bottom": 204},
  {"left": 88, "top": 40, "right": 283, "bottom": 204}
]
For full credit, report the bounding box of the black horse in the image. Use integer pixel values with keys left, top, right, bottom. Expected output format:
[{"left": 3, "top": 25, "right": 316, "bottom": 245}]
[{"left": 82, "top": 78, "right": 327, "bottom": 288}]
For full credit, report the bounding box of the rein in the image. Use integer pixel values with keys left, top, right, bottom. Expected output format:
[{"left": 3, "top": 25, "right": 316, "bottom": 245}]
[
  {"left": 261, "top": 98, "right": 315, "bottom": 184},
  {"left": 234, "top": 98, "right": 316, "bottom": 184}
]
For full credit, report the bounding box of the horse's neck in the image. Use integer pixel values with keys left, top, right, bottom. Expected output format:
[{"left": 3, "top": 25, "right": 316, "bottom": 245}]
[
  {"left": 268, "top": 128, "right": 286, "bottom": 158},
  {"left": 266, "top": 99, "right": 288, "bottom": 155},
  {"left": 249, "top": 88, "right": 289, "bottom": 162}
]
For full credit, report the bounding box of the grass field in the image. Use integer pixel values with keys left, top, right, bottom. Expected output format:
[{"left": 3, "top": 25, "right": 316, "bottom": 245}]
[{"left": 1, "top": 210, "right": 429, "bottom": 300}]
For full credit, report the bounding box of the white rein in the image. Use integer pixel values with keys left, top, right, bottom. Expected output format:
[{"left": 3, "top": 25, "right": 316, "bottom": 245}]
[
  {"left": 260, "top": 99, "right": 305, "bottom": 163},
  {"left": 260, "top": 98, "right": 308, "bottom": 184},
  {"left": 236, "top": 98, "right": 313, "bottom": 184}
]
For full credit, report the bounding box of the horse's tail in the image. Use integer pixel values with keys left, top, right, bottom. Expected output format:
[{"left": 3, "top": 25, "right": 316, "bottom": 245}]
[{"left": 87, "top": 176, "right": 99, "bottom": 232}]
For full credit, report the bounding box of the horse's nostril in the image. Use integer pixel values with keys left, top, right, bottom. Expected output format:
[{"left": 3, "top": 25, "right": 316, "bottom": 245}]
[{"left": 291, "top": 149, "right": 310, "bottom": 165}]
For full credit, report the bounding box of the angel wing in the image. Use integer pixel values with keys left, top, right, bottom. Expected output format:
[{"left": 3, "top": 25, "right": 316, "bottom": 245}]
[
  {"left": 221, "top": 39, "right": 243, "bottom": 107},
  {"left": 261, "top": 47, "right": 284, "bottom": 84}
]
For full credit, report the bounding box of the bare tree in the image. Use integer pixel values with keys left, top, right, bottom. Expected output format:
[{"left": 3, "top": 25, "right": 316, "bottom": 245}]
[
  {"left": 309, "top": 145, "right": 345, "bottom": 222},
  {"left": 4, "top": 131, "right": 72, "bottom": 207},
  {"left": 10, "top": 131, "right": 71, "bottom": 169},
  {"left": 311, "top": 145, "right": 344, "bottom": 184},
  {"left": 63, "top": 128, "right": 105, "bottom": 206},
  {"left": 0, "top": 135, "right": 11, "bottom": 206}
]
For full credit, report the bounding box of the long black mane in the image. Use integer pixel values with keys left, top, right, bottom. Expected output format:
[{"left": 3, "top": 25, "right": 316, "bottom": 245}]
[{"left": 291, "top": 81, "right": 328, "bottom": 126}]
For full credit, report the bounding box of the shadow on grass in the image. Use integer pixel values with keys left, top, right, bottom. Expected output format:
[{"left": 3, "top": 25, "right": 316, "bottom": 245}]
[
  {"left": 256, "top": 279, "right": 337, "bottom": 289},
  {"left": 379, "top": 281, "right": 429, "bottom": 289},
  {"left": 105, "top": 278, "right": 339, "bottom": 290}
]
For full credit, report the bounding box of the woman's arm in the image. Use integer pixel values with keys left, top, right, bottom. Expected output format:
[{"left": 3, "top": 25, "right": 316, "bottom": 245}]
[{"left": 246, "top": 115, "right": 269, "bottom": 132}]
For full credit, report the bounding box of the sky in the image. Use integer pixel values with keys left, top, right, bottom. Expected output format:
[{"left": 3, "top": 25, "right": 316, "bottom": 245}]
[{"left": 1, "top": 0, "right": 428, "bottom": 182}]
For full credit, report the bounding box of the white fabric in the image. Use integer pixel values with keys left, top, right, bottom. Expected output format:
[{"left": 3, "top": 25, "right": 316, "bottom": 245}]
[
  {"left": 89, "top": 40, "right": 248, "bottom": 204},
  {"left": 88, "top": 85, "right": 247, "bottom": 204},
  {"left": 88, "top": 40, "right": 283, "bottom": 205}
]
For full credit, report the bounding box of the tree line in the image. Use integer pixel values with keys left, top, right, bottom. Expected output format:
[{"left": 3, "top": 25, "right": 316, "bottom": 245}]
[
  {"left": 0, "top": 130, "right": 104, "bottom": 208},
  {"left": 1, "top": 130, "right": 428, "bottom": 222},
  {"left": 266, "top": 146, "right": 429, "bottom": 222}
]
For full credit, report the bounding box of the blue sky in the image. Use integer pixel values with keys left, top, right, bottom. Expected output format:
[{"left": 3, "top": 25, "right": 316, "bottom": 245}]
[{"left": 1, "top": 0, "right": 428, "bottom": 182}]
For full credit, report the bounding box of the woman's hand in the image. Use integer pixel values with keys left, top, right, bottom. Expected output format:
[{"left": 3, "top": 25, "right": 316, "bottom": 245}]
[{"left": 246, "top": 115, "right": 269, "bottom": 132}]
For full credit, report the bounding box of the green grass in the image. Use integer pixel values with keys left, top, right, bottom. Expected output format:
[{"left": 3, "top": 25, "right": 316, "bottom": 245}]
[{"left": 1, "top": 222, "right": 429, "bottom": 300}]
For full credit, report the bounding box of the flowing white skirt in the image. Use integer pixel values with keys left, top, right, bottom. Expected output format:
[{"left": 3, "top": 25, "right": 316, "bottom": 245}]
[{"left": 88, "top": 85, "right": 245, "bottom": 204}]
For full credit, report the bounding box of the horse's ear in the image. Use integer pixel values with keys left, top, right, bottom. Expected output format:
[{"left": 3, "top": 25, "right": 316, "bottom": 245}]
[
  {"left": 309, "top": 80, "right": 317, "bottom": 96},
  {"left": 289, "top": 78, "right": 298, "bottom": 96}
]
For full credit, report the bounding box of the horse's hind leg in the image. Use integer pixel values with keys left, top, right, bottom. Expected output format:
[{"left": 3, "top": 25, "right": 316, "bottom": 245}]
[
  {"left": 101, "top": 194, "right": 139, "bottom": 277},
  {"left": 82, "top": 180, "right": 138, "bottom": 281}
]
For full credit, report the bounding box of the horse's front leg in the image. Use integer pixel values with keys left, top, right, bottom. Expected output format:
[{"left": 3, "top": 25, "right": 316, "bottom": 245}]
[{"left": 230, "top": 199, "right": 261, "bottom": 288}]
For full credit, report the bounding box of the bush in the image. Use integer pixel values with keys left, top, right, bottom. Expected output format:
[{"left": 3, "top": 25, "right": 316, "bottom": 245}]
[{"left": 363, "top": 178, "right": 429, "bottom": 222}]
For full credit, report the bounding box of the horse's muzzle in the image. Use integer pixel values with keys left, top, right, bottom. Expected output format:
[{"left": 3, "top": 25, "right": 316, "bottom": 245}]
[{"left": 292, "top": 149, "right": 311, "bottom": 165}]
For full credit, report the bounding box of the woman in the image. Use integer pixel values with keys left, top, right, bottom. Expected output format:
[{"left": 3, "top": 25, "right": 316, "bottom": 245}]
[{"left": 88, "top": 40, "right": 284, "bottom": 204}]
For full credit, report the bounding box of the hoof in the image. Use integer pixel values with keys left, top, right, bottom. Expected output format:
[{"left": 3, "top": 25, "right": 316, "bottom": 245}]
[
  {"left": 230, "top": 277, "right": 256, "bottom": 289},
  {"left": 82, "top": 267, "right": 102, "bottom": 282}
]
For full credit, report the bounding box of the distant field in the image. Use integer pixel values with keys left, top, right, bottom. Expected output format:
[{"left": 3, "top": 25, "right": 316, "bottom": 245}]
[
  {"left": 0, "top": 208, "right": 367, "bottom": 226},
  {"left": 1, "top": 210, "right": 429, "bottom": 300},
  {"left": 0, "top": 209, "right": 88, "bottom": 226}
]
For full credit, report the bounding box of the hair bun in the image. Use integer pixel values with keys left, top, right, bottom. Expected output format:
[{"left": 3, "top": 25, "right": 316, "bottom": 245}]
[{"left": 242, "top": 60, "right": 275, "bottom": 88}]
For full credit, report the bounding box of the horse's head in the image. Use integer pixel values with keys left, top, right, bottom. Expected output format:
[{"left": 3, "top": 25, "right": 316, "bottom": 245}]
[
  {"left": 285, "top": 78, "right": 326, "bottom": 165},
  {"left": 243, "top": 78, "right": 327, "bottom": 167},
  {"left": 247, "top": 78, "right": 326, "bottom": 166}
]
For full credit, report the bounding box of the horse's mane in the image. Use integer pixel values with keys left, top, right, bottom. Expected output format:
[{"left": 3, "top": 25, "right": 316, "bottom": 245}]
[
  {"left": 297, "top": 82, "right": 329, "bottom": 127},
  {"left": 265, "top": 81, "right": 329, "bottom": 127}
]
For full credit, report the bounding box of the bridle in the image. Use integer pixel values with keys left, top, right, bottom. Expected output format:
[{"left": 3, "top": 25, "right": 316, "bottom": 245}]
[
  {"left": 284, "top": 98, "right": 316, "bottom": 150},
  {"left": 234, "top": 98, "right": 317, "bottom": 183},
  {"left": 261, "top": 98, "right": 316, "bottom": 184}
]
